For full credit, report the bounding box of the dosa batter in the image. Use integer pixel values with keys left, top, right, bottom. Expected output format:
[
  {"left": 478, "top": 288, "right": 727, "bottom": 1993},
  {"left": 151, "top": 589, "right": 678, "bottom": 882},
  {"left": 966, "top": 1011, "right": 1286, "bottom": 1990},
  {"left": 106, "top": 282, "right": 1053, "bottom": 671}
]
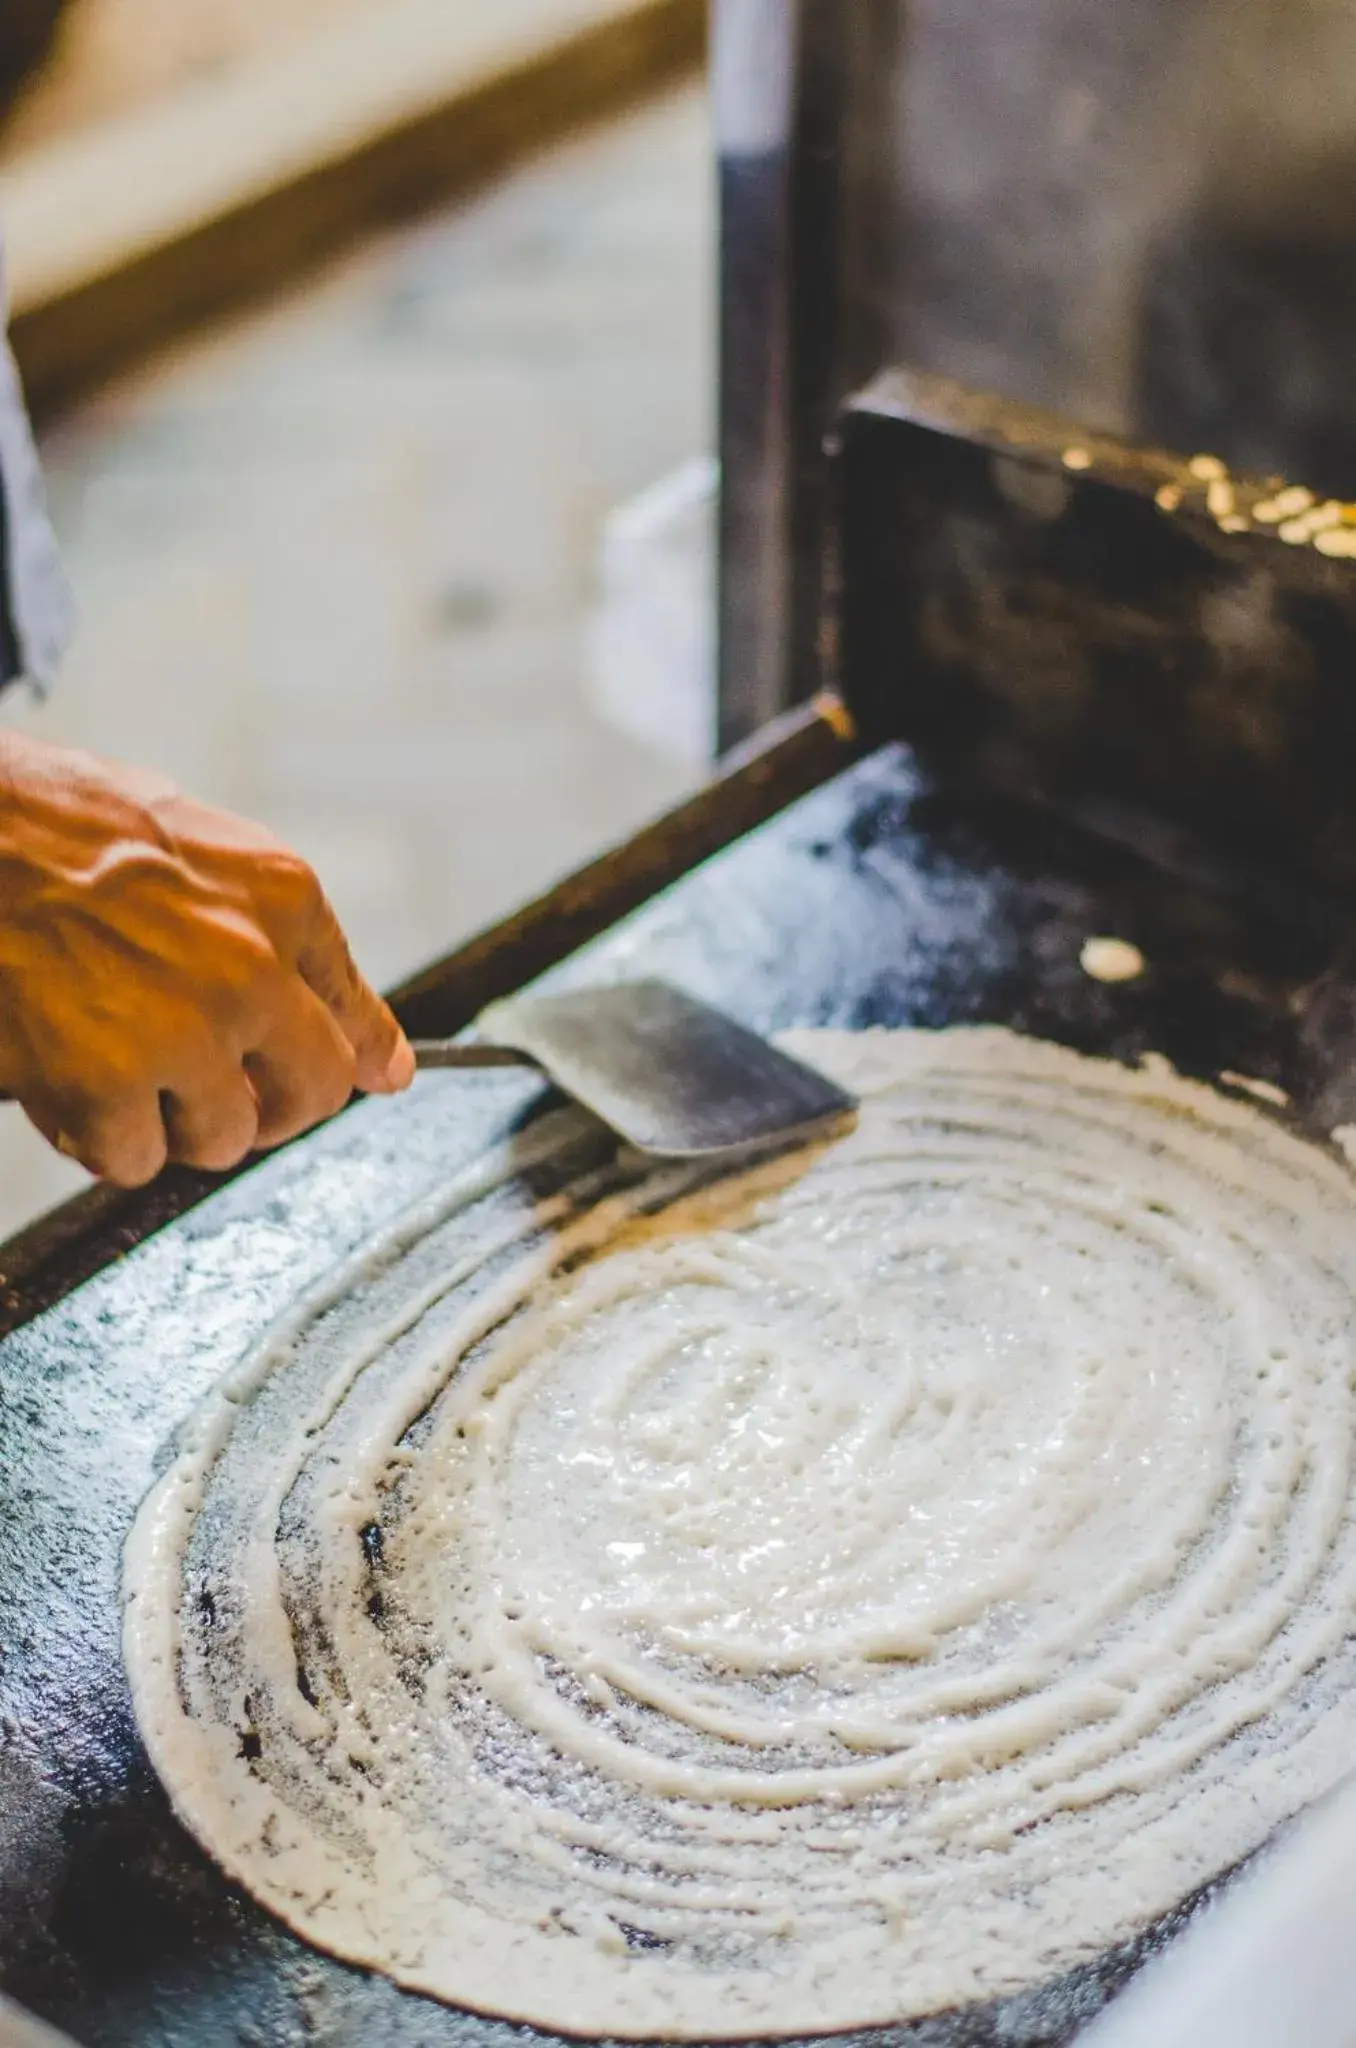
[{"left": 124, "top": 1028, "right": 1356, "bottom": 2037}]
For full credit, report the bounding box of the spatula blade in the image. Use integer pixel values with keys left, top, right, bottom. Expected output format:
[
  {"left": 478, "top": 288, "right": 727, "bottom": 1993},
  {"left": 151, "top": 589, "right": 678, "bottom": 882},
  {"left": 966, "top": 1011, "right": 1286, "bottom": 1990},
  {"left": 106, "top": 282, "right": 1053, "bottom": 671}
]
[{"left": 476, "top": 980, "right": 856, "bottom": 1159}]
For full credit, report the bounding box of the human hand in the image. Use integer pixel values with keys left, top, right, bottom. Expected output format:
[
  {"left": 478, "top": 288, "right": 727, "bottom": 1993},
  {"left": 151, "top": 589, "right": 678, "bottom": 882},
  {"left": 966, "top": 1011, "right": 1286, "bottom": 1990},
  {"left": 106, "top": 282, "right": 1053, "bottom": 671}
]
[{"left": 0, "top": 731, "right": 414, "bottom": 1185}]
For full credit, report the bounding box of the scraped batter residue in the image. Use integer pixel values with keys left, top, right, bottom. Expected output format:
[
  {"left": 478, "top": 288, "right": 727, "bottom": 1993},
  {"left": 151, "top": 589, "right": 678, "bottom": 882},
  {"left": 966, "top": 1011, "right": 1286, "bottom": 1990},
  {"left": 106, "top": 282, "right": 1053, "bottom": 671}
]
[{"left": 124, "top": 1028, "right": 1356, "bottom": 2038}]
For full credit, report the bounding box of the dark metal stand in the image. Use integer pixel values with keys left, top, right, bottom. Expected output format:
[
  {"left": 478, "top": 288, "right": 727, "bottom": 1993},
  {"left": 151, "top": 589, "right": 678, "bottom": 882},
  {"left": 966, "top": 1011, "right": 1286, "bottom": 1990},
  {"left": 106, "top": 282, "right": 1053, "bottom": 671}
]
[{"left": 715, "top": 0, "right": 1356, "bottom": 746}]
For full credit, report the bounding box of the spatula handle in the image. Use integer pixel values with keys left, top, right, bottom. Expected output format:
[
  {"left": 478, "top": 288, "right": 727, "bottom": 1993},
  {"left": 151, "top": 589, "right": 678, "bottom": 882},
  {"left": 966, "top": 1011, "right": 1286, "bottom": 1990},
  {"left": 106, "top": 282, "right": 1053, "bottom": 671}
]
[{"left": 409, "top": 1041, "right": 537, "bottom": 1071}]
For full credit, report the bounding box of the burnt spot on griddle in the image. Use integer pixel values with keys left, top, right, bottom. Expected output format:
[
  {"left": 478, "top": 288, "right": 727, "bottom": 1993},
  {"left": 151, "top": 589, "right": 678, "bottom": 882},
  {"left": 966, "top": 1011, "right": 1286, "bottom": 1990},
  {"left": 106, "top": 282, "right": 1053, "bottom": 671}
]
[
  {"left": 615, "top": 1920, "right": 673, "bottom": 1954},
  {"left": 237, "top": 1699, "right": 263, "bottom": 1764},
  {"left": 843, "top": 791, "right": 918, "bottom": 863},
  {"left": 360, "top": 1520, "right": 389, "bottom": 1627}
]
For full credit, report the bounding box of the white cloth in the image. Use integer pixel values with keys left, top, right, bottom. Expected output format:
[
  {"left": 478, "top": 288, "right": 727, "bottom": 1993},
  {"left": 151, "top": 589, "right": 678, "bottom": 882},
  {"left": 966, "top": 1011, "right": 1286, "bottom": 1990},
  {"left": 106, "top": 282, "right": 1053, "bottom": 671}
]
[{"left": 0, "top": 251, "right": 73, "bottom": 693}]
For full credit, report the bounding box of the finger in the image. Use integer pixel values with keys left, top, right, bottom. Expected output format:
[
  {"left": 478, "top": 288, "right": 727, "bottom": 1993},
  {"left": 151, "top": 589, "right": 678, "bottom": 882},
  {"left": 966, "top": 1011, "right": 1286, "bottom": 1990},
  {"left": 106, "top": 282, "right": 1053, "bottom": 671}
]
[
  {"left": 161, "top": 1069, "right": 261, "bottom": 1173},
  {"left": 245, "top": 983, "right": 358, "bottom": 1150},
  {"left": 19, "top": 1097, "right": 67, "bottom": 1158},
  {"left": 294, "top": 892, "right": 412, "bottom": 1094},
  {"left": 25, "top": 1084, "right": 168, "bottom": 1187}
]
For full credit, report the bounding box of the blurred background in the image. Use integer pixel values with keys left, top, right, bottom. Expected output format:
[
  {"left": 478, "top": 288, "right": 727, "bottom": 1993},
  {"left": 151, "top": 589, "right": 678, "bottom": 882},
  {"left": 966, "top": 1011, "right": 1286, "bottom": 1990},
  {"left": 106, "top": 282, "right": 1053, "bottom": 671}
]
[
  {"left": 0, "top": 0, "right": 713, "bottom": 1236},
  {"left": 5, "top": 0, "right": 1356, "bottom": 1239}
]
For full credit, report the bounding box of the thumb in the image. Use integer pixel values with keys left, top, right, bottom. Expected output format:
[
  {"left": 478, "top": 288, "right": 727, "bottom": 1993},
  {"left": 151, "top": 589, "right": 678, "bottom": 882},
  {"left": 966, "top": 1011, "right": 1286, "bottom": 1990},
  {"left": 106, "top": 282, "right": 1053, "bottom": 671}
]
[{"left": 295, "top": 893, "right": 414, "bottom": 1095}]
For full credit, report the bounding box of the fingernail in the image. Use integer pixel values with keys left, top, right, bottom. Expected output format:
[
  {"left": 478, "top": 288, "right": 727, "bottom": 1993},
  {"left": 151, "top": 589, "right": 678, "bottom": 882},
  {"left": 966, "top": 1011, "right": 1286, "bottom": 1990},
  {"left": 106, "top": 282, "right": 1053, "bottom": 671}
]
[{"left": 380, "top": 1036, "right": 416, "bottom": 1092}]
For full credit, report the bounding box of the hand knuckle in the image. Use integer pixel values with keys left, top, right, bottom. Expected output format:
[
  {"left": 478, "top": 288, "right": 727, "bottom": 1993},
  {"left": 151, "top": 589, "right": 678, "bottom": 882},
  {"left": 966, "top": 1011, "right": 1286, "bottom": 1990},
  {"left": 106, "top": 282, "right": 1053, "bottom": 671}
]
[
  {"left": 101, "top": 1134, "right": 165, "bottom": 1188},
  {"left": 115, "top": 1156, "right": 162, "bottom": 1190},
  {"left": 202, "top": 932, "right": 283, "bottom": 1035},
  {"left": 315, "top": 1044, "right": 357, "bottom": 1119},
  {"left": 50, "top": 1070, "right": 135, "bottom": 1137},
  {"left": 325, "top": 1075, "right": 355, "bottom": 1120},
  {"left": 251, "top": 1115, "right": 294, "bottom": 1152},
  {"left": 264, "top": 848, "right": 322, "bottom": 918},
  {"left": 182, "top": 1135, "right": 249, "bottom": 1173},
  {"left": 88, "top": 1047, "right": 151, "bottom": 1101}
]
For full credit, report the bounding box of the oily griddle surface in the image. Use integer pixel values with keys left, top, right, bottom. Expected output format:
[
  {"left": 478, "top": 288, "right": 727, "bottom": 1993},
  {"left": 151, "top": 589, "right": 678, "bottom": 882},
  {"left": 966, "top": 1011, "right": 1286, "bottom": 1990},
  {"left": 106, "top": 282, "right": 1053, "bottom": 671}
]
[{"left": 4, "top": 741, "right": 1356, "bottom": 2048}]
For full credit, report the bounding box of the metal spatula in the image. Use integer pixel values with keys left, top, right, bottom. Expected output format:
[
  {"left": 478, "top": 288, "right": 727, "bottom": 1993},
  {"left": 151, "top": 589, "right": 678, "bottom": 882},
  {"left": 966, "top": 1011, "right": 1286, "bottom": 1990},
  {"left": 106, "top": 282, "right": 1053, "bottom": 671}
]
[{"left": 409, "top": 978, "right": 857, "bottom": 1160}]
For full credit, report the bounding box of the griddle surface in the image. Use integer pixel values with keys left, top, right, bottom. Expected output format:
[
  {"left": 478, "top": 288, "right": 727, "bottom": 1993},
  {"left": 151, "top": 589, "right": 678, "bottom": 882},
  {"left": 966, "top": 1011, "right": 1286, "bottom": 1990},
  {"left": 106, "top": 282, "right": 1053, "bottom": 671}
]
[{"left": 4, "top": 744, "right": 1354, "bottom": 2047}]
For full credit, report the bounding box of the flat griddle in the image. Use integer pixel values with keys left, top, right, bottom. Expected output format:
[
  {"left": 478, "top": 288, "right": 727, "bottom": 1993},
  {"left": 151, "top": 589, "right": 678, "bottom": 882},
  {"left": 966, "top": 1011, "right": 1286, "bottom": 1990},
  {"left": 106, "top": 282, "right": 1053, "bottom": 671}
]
[{"left": 7, "top": 374, "right": 1356, "bottom": 2044}]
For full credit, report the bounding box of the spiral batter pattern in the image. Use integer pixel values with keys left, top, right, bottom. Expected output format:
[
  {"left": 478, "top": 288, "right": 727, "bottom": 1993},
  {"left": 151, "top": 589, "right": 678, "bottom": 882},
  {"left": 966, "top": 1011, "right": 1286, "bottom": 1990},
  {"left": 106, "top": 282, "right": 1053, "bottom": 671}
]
[{"left": 125, "top": 1029, "right": 1356, "bottom": 2037}]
